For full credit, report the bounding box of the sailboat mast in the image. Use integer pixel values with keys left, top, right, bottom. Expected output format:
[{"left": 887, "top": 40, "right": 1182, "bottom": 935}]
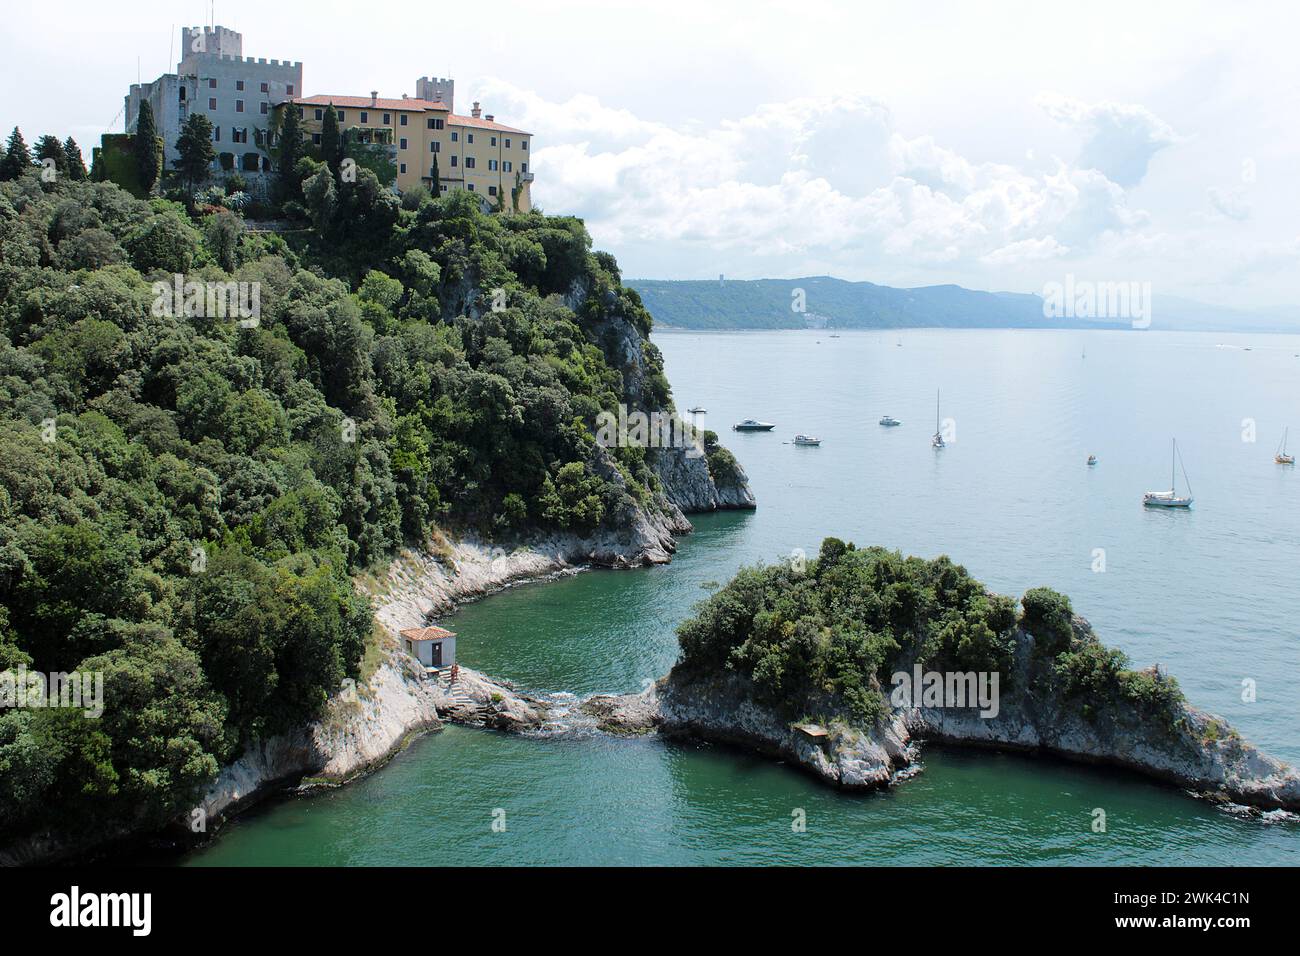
[
  {"left": 935, "top": 389, "right": 940, "bottom": 434},
  {"left": 1171, "top": 439, "right": 1176, "bottom": 492}
]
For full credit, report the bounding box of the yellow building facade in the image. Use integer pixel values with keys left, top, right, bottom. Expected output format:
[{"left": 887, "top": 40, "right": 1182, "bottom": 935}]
[{"left": 289, "top": 85, "right": 533, "bottom": 211}]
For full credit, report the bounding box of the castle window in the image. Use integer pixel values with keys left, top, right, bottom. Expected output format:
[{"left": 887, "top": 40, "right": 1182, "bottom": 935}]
[
  {"left": 467, "top": 183, "right": 474, "bottom": 191},
  {"left": 451, "top": 131, "right": 458, "bottom": 142},
  {"left": 450, "top": 155, "right": 457, "bottom": 166},
  {"left": 312, "top": 133, "right": 321, "bottom": 145},
  {"left": 400, "top": 114, "right": 408, "bottom": 126},
  {"left": 465, "top": 157, "right": 475, "bottom": 169},
  {"left": 430, "top": 141, "right": 440, "bottom": 153},
  {"left": 490, "top": 136, "right": 497, "bottom": 146},
  {"left": 504, "top": 161, "right": 511, "bottom": 172},
  {"left": 236, "top": 100, "right": 244, "bottom": 113},
  {"left": 287, "top": 84, "right": 294, "bottom": 95},
  {"left": 236, "top": 80, "right": 245, "bottom": 91},
  {"left": 208, "top": 78, "right": 217, "bottom": 89},
  {"left": 467, "top": 133, "right": 474, "bottom": 144},
  {"left": 400, "top": 138, "right": 407, "bottom": 150},
  {"left": 400, "top": 163, "right": 407, "bottom": 174},
  {"left": 260, "top": 82, "right": 269, "bottom": 93},
  {"left": 383, "top": 113, "right": 391, "bottom": 125},
  {"left": 521, "top": 140, "right": 528, "bottom": 150},
  {"left": 209, "top": 97, "right": 217, "bottom": 110},
  {"left": 315, "top": 108, "right": 323, "bottom": 120},
  {"left": 505, "top": 138, "right": 511, "bottom": 148},
  {"left": 488, "top": 185, "right": 497, "bottom": 196},
  {"left": 521, "top": 163, "right": 527, "bottom": 173},
  {"left": 488, "top": 159, "right": 498, "bottom": 171},
  {"left": 260, "top": 102, "right": 268, "bottom": 115},
  {"left": 337, "top": 110, "right": 345, "bottom": 121}
]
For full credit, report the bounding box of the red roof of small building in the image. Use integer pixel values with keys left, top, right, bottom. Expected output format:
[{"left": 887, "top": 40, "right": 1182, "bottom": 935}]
[{"left": 399, "top": 626, "right": 456, "bottom": 642}]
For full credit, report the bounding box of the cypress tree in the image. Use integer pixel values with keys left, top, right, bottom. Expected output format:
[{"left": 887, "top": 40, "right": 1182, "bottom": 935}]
[
  {"left": 134, "top": 100, "right": 162, "bottom": 194},
  {"left": 320, "top": 104, "right": 342, "bottom": 174},
  {"left": 276, "top": 103, "right": 306, "bottom": 203},
  {"left": 431, "top": 154, "right": 440, "bottom": 194}
]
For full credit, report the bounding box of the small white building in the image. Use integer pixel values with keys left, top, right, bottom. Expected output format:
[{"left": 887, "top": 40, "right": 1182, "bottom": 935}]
[{"left": 399, "top": 626, "right": 456, "bottom": 672}]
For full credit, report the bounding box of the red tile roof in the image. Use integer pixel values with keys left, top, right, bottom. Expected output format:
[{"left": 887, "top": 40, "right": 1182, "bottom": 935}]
[
  {"left": 292, "top": 95, "right": 529, "bottom": 134},
  {"left": 399, "top": 626, "right": 456, "bottom": 642},
  {"left": 294, "top": 94, "right": 449, "bottom": 112},
  {"left": 448, "top": 114, "right": 528, "bottom": 134}
]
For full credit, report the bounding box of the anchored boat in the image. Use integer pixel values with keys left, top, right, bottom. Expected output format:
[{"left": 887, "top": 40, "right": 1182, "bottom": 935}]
[
  {"left": 1143, "top": 439, "right": 1193, "bottom": 508},
  {"left": 1276, "top": 428, "right": 1294, "bottom": 465},
  {"left": 793, "top": 434, "right": 822, "bottom": 446},
  {"left": 733, "top": 418, "right": 775, "bottom": 432},
  {"left": 931, "top": 389, "right": 945, "bottom": 449},
  {"left": 879, "top": 415, "right": 902, "bottom": 427}
]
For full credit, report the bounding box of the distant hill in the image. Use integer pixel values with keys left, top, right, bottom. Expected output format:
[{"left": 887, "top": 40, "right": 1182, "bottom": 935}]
[
  {"left": 627, "top": 276, "right": 1122, "bottom": 330},
  {"left": 627, "top": 276, "right": 1300, "bottom": 334}
]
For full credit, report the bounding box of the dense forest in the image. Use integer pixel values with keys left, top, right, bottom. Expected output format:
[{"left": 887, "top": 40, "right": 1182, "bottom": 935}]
[
  {"left": 676, "top": 537, "right": 1184, "bottom": 726},
  {"left": 0, "top": 119, "right": 693, "bottom": 848}
]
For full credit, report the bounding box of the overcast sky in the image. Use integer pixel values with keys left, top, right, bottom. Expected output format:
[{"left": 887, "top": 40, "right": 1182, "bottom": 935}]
[{"left": 2, "top": 0, "right": 1296, "bottom": 307}]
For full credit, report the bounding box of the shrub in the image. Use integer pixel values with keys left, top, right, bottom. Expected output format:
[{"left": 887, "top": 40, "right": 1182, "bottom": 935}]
[{"left": 1020, "top": 587, "right": 1074, "bottom": 655}]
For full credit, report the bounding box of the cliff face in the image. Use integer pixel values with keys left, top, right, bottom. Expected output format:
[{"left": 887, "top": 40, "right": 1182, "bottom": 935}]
[
  {"left": 597, "top": 618, "right": 1300, "bottom": 814},
  {"left": 650, "top": 444, "right": 757, "bottom": 512},
  {"left": 572, "top": 275, "right": 757, "bottom": 517}
]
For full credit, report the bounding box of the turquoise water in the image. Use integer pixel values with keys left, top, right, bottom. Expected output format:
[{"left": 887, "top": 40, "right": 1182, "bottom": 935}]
[{"left": 186, "top": 329, "right": 1300, "bottom": 865}]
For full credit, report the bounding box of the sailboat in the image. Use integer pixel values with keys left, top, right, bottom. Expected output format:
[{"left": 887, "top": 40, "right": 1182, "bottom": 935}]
[
  {"left": 1277, "top": 428, "right": 1295, "bottom": 465},
  {"left": 931, "top": 389, "right": 945, "bottom": 448},
  {"left": 1143, "top": 439, "right": 1193, "bottom": 508}
]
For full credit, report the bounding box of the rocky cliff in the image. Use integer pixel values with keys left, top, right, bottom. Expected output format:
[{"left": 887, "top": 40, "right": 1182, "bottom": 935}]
[{"left": 593, "top": 617, "right": 1300, "bottom": 815}]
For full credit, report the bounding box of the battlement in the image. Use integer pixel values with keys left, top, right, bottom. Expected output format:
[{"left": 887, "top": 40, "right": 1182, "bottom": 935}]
[{"left": 415, "top": 75, "right": 455, "bottom": 112}]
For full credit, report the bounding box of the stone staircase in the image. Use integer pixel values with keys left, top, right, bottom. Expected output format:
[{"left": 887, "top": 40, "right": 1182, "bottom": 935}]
[{"left": 434, "top": 669, "right": 474, "bottom": 709}]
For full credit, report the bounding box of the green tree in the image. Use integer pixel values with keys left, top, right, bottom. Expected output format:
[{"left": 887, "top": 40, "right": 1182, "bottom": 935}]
[
  {"left": 430, "top": 153, "right": 441, "bottom": 194},
  {"left": 133, "top": 100, "right": 162, "bottom": 194},
  {"left": 173, "top": 112, "right": 217, "bottom": 206},
  {"left": 0, "top": 127, "right": 32, "bottom": 180},
  {"left": 275, "top": 102, "right": 307, "bottom": 204},
  {"left": 203, "top": 208, "right": 244, "bottom": 271},
  {"left": 320, "top": 103, "right": 342, "bottom": 174},
  {"left": 35, "top": 135, "right": 69, "bottom": 178},
  {"left": 62, "top": 137, "right": 87, "bottom": 180}
]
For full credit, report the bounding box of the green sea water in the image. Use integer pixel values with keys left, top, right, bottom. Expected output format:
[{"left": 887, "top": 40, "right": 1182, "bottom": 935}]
[{"left": 185, "top": 329, "right": 1300, "bottom": 865}]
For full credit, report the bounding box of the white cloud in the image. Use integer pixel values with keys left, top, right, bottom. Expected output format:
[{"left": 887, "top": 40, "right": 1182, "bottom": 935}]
[
  {"left": 1036, "top": 93, "right": 1180, "bottom": 187},
  {"left": 477, "top": 79, "right": 1148, "bottom": 280},
  {"left": 1207, "top": 185, "right": 1251, "bottom": 221}
]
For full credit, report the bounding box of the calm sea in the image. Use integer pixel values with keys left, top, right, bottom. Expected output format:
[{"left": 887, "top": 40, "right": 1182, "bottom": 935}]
[{"left": 184, "top": 329, "right": 1300, "bottom": 865}]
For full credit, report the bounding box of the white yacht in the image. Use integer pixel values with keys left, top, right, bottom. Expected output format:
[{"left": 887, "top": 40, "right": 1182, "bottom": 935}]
[
  {"left": 793, "top": 434, "right": 822, "bottom": 446},
  {"left": 879, "top": 415, "right": 902, "bottom": 427},
  {"left": 733, "top": 419, "right": 776, "bottom": 432},
  {"left": 1143, "top": 439, "right": 1193, "bottom": 508}
]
